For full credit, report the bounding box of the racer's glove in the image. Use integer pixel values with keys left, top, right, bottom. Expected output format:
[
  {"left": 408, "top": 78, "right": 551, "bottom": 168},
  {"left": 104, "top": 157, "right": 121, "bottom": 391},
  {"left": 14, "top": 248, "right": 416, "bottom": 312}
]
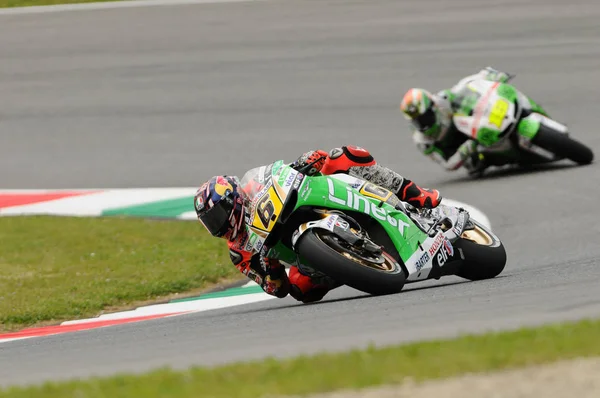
[
  {"left": 258, "top": 246, "right": 290, "bottom": 298},
  {"left": 261, "top": 267, "right": 290, "bottom": 298},
  {"left": 291, "top": 150, "right": 329, "bottom": 176},
  {"left": 457, "top": 140, "right": 480, "bottom": 163},
  {"left": 459, "top": 140, "right": 478, "bottom": 156}
]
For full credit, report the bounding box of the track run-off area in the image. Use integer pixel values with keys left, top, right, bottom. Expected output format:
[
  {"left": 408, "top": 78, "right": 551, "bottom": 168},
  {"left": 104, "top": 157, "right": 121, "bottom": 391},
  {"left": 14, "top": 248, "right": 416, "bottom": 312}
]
[{"left": 1, "top": 0, "right": 600, "bottom": 388}]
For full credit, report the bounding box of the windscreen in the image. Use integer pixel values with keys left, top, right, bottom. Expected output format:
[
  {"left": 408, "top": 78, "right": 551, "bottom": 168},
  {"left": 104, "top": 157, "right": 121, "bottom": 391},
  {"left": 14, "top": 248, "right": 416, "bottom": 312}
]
[
  {"left": 239, "top": 164, "right": 273, "bottom": 201},
  {"left": 451, "top": 85, "right": 483, "bottom": 116}
]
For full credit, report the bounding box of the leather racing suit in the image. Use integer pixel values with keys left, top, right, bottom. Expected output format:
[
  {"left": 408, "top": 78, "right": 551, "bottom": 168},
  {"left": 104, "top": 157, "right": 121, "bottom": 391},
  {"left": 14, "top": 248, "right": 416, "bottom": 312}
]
[
  {"left": 227, "top": 145, "right": 442, "bottom": 303},
  {"left": 411, "top": 67, "right": 549, "bottom": 174}
]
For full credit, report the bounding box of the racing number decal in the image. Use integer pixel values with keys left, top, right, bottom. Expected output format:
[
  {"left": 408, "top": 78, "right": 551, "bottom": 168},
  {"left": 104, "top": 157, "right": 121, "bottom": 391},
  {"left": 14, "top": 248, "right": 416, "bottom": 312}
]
[
  {"left": 488, "top": 99, "right": 509, "bottom": 128},
  {"left": 251, "top": 187, "right": 283, "bottom": 232},
  {"left": 256, "top": 195, "right": 275, "bottom": 229}
]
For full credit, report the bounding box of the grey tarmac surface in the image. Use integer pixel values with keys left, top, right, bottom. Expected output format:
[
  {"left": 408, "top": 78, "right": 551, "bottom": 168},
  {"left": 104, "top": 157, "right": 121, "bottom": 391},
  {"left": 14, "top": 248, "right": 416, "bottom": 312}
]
[{"left": 2, "top": 0, "right": 600, "bottom": 388}]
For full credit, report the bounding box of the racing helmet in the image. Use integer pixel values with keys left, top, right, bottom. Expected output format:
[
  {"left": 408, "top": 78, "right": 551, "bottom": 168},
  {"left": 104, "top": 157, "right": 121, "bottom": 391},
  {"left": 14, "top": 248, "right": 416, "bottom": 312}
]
[
  {"left": 400, "top": 88, "right": 443, "bottom": 139},
  {"left": 194, "top": 175, "right": 245, "bottom": 239}
]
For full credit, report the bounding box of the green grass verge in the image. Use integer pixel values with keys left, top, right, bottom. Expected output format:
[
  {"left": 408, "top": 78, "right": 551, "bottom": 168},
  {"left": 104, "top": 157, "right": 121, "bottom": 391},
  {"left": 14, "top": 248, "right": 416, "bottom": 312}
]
[
  {"left": 0, "top": 0, "right": 121, "bottom": 8},
  {"left": 0, "top": 216, "right": 239, "bottom": 331},
  {"left": 1, "top": 318, "right": 599, "bottom": 397}
]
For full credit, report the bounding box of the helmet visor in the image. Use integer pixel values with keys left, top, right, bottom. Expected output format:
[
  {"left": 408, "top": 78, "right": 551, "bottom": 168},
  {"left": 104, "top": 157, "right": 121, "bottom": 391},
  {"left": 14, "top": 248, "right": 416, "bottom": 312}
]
[
  {"left": 198, "top": 197, "right": 234, "bottom": 237},
  {"left": 411, "top": 107, "right": 437, "bottom": 132}
]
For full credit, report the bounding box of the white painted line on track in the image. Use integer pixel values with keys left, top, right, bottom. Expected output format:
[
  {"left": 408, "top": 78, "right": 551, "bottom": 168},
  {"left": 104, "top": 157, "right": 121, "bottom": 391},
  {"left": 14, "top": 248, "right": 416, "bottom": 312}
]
[
  {"left": 59, "top": 273, "right": 277, "bottom": 326},
  {"left": 0, "top": 189, "right": 97, "bottom": 193},
  {"left": 178, "top": 210, "right": 199, "bottom": 220},
  {"left": 60, "top": 292, "right": 276, "bottom": 325},
  {"left": 0, "top": 188, "right": 194, "bottom": 216},
  {"left": 0, "top": 0, "right": 265, "bottom": 16},
  {"left": 0, "top": 336, "right": 35, "bottom": 343}
]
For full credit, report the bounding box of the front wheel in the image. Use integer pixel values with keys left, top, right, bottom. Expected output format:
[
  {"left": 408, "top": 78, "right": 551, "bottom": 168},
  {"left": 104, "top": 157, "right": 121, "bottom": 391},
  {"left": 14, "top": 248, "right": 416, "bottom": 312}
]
[
  {"left": 295, "top": 229, "right": 406, "bottom": 296},
  {"left": 454, "top": 219, "right": 507, "bottom": 281},
  {"left": 531, "top": 125, "right": 594, "bottom": 165}
]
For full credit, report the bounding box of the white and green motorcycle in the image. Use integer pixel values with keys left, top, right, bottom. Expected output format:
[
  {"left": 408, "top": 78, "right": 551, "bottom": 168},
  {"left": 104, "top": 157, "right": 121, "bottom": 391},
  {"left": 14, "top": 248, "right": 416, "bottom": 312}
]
[
  {"left": 240, "top": 160, "right": 507, "bottom": 296},
  {"left": 452, "top": 76, "right": 594, "bottom": 175}
]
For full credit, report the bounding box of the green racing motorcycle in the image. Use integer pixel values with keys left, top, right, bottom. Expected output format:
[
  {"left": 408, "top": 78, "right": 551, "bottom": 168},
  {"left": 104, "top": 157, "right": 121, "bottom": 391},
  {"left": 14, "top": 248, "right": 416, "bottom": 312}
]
[
  {"left": 240, "top": 160, "right": 507, "bottom": 296},
  {"left": 452, "top": 75, "right": 594, "bottom": 175}
]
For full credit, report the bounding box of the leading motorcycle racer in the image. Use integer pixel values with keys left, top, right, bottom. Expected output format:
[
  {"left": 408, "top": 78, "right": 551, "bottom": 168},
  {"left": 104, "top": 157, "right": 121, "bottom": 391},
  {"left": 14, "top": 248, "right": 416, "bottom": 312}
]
[
  {"left": 193, "top": 146, "right": 442, "bottom": 304},
  {"left": 399, "top": 66, "right": 550, "bottom": 175}
]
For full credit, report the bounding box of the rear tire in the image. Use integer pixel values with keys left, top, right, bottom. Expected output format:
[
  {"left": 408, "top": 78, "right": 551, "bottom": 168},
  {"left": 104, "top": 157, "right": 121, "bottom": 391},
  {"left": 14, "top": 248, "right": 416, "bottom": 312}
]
[
  {"left": 532, "top": 125, "right": 594, "bottom": 165},
  {"left": 295, "top": 229, "right": 406, "bottom": 296},
  {"left": 455, "top": 220, "right": 507, "bottom": 281}
]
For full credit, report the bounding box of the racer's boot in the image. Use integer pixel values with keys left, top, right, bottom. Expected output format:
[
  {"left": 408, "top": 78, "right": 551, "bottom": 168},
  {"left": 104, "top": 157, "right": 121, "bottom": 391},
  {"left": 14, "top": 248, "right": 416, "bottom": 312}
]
[
  {"left": 398, "top": 179, "right": 442, "bottom": 209},
  {"left": 289, "top": 265, "right": 342, "bottom": 304}
]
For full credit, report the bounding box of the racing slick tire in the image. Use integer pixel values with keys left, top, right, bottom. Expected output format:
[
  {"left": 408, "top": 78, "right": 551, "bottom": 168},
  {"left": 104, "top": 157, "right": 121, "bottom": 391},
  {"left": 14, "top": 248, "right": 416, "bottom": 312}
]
[
  {"left": 295, "top": 229, "right": 406, "bottom": 296},
  {"left": 454, "top": 219, "right": 507, "bottom": 281}
]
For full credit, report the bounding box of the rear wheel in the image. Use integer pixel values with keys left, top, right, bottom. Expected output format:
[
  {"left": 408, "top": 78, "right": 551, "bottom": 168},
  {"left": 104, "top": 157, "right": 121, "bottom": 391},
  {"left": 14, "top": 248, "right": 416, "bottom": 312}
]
[
  {"left": 455, "top": 220, "right": 507, "bottom": 281},
  {"left": 532, "top": 125, "right": 594, "bottom": 165},
  {"left": 295, "top": 229, "right": 406, "bottom": 296}
]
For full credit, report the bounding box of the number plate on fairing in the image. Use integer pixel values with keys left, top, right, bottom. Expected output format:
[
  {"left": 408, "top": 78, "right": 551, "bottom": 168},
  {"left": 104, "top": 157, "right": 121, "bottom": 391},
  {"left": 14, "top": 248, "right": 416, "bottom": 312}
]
[
  {"left": 250, "top": 184, "right": 284, "bottom": 233},
  {"left": 453, "top": 80, "right": 517, "bottom": 147}
]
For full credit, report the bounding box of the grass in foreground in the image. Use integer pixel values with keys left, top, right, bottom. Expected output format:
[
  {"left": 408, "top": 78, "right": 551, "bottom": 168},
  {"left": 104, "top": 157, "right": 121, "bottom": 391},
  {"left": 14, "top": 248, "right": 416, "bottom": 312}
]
[
  {"left": 1, "top": 318, "right": 599, "bottom": 397},
  {"left": 0, "top": 0, "right": 121, "bottom": 8},
  {"left": 0, "top": 216, "right": 239, "bottom": 331}
]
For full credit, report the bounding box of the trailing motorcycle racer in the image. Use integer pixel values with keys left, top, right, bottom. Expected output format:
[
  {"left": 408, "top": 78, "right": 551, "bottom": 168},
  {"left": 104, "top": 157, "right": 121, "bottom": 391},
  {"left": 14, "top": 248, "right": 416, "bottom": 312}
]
[
  {"left": 399, "top": 66, "right": 550, "bottom": 175},
  {"left": 193, "top": 146, "right": 442, "bottom": 304}
]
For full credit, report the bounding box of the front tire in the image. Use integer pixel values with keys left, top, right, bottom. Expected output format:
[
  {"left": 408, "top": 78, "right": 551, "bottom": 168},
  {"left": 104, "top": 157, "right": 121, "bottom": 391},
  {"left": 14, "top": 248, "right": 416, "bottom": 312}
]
[
  {"left": 455, "top": 220, "right": 507, "bottom": 281},
  {"left": 295, "top": 229, "right": 406, "bottom": 296},
  {"left": 532, "top": 125, "right": 594, "bottom": 165}
]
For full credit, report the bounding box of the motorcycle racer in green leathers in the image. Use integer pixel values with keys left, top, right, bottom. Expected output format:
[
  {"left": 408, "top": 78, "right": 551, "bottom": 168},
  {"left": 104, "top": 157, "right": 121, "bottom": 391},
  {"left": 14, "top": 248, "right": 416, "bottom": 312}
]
[{"left": 399, "top": 66, "right": 550, "bottom": 175}]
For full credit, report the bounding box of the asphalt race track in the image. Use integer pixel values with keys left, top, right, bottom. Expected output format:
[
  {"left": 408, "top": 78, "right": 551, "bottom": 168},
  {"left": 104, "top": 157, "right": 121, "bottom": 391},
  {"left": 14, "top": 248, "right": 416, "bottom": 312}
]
[{"left": 2, "top": 0, "right": 600, "bottom": 387}]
